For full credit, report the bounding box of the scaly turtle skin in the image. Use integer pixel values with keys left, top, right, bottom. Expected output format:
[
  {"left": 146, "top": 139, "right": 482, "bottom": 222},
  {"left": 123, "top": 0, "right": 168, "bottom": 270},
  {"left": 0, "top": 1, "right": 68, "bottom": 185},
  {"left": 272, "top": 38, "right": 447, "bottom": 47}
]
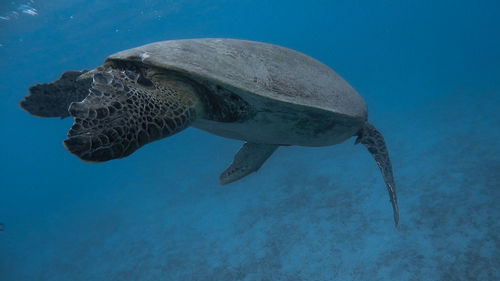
[{"left": 20, "top": 38, "right": 399, "bottom": 226}]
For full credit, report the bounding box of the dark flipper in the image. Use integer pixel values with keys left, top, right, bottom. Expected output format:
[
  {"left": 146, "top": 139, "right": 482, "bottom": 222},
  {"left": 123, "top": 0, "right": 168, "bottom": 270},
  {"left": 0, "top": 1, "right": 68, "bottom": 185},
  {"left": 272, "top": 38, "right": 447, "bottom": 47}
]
[
  {"left": 20, "top": 70, "right": 91, "bottom": 118},
  {"left": 63, "top": 67, "right": 201, "bottom": 162},
  {"left": 220, "top": 142, "right": 278, "bottom": 185},
  {"left": 356, "top": 122, "right": 399, "bottom": 226}
]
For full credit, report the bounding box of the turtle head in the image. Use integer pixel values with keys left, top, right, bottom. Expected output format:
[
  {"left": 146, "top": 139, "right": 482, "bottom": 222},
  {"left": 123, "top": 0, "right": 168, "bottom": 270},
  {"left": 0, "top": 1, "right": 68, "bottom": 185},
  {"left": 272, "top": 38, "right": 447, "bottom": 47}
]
[{"left": 63, "top": 64, "right": 202, "bottom": 162}]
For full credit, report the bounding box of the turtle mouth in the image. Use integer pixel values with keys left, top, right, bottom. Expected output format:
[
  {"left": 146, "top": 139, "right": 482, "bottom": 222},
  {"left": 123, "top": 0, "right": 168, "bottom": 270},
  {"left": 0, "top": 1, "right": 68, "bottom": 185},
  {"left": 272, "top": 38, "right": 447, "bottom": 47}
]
[
  {"left": 63, "top": 115, "right": 126, "bottom": 163},
  {"left": 62, "top": 66, "right": 187, "bottom": 163},
  {"left": 63, "top": 68, "right": 142, "bottom": 162}
]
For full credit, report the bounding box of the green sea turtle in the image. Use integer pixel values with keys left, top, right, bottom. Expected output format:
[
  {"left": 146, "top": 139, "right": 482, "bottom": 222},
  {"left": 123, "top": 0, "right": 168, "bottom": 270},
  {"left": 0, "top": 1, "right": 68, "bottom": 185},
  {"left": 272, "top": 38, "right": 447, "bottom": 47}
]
[{"left": 20, "top": 38, "right": 399, "bottom": 225}]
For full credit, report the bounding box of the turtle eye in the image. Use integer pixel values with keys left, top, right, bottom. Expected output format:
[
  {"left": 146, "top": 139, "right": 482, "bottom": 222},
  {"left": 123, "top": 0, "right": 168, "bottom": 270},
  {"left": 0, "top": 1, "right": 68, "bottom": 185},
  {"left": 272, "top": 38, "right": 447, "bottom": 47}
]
[{"left": 137, "top": 74, "right": 154, "bottom": 87}]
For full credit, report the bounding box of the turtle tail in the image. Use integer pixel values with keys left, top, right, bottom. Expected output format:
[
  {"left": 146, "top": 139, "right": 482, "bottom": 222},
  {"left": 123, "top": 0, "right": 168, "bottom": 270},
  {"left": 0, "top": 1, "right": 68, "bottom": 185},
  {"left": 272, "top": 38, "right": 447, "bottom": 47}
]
[
  {"left": 355, "top": 122, "right": 399, "bottom": 226},
  {"left": 63, "top": 66, "right": 201, "bottom": 162}
]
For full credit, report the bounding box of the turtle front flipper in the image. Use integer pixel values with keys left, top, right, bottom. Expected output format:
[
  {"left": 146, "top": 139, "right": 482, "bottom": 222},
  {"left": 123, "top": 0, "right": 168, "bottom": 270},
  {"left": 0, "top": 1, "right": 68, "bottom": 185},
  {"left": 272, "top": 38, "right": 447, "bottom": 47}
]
[
  {"left": 63, "top": 66, "right": 203, "bottom": 162},
  {"left": 20, "top": 70, "right": 91, "bottom": 118},
  {"left": 220, "top": 142, "right": 278, "bottom": 185},
  {"left": 356, "top": 122, "right": 399, "bottom": 226}
]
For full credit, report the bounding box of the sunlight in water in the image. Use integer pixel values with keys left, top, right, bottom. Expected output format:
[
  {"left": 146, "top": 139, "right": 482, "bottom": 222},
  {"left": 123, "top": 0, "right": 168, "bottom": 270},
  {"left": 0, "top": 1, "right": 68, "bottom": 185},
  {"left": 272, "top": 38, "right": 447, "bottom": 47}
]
[{"left": 0, "top": 0, "right": 38, "bottom": 21}]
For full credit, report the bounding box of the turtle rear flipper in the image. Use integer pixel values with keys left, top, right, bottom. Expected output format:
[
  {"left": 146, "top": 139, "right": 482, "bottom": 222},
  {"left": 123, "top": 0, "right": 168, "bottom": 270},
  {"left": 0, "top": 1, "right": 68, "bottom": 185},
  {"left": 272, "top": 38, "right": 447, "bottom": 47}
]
[
  {"left": 20, "top": 70, "right": 91, "bottom": 118},
  {"left": 64, "top": 67, "right": 201, "bottom": 162},
  {"left": 220, "top": 142, "right": 278, "bottom": 185},
  {"left": 356, "top": 122, "right": 399, "bottom": 226}
]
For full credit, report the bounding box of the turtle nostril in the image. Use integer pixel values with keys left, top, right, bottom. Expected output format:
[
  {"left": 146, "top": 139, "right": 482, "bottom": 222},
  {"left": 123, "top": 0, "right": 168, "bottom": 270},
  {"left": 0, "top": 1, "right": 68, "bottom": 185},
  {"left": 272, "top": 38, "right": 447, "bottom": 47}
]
[
  {"left": 68, "top": 102, "right": 89, "bottom": 118},
  {"left": 93, "top": 72, "right": 113, "bottom": 85}
]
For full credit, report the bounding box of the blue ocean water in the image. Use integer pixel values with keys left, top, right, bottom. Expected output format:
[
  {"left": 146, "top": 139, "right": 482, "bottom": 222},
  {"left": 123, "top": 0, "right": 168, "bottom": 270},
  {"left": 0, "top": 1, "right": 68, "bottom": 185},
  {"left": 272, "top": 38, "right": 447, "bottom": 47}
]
[{"left": 0, "top": 0, "right": 499, "bottom": 280}]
